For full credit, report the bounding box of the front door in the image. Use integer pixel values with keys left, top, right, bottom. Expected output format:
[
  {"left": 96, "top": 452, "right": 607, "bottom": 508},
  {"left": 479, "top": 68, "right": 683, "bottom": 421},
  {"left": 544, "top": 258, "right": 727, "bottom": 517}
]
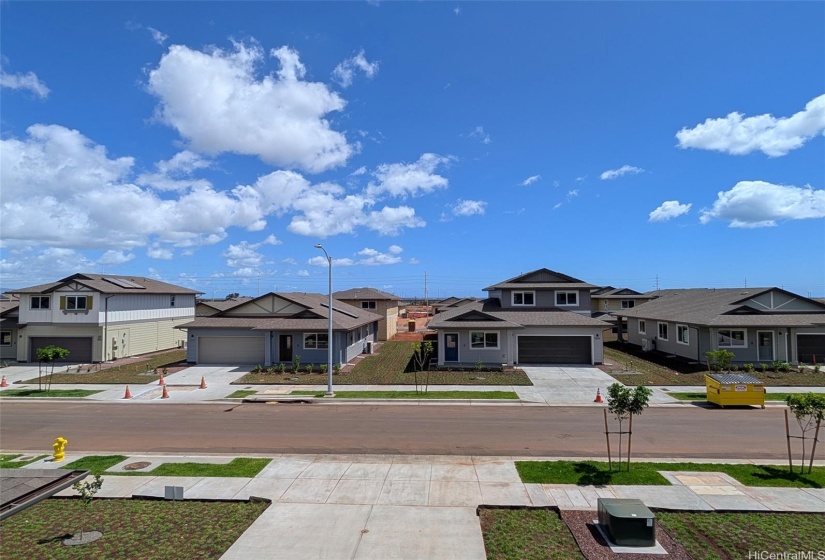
[
  {"left": 279, "top": 334, "right": 293, "bottom": 362},
  {"left": 444, "top": 333, "right": 459, "bottom": 362},
  {"left": 757, "top": 331, "right": 774, "bottom": 362}
]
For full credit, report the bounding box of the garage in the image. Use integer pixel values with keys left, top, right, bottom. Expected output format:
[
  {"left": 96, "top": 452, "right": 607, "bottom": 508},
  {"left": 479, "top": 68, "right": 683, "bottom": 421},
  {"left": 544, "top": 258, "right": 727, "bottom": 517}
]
[
  {"left": 797, "top": 334, "right": 825, "bottom": 364},
  {"left": 518, "top": 335, "right": 592, "bottom": 364},
  {"left": 197, "top": 336, "right": 265, "bottom": 364},
  {"left": 29, "top": 337, "right": 93, "bottom": 363}
]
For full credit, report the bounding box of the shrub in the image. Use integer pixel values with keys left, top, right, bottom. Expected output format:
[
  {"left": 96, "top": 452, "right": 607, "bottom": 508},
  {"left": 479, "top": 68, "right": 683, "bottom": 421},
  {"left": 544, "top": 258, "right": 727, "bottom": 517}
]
[
  {"left": 305, "top": 364, "right": 313, "bottom": 374},
  {"left": 333, "top": 363, "right": 340, "bottom": 374},
  {"left": 277, "top": 362, "right": 287, "bottom": 374},
  {"left": 760, "top": 363, "right": 769, "bottom": 373},
  {"left": 292, "top": 355, "right": 301, "bottom": 373},
  {"left": 320, "top": 363, "right": 328, "bottom": 374},
  {"left": 730, "top": 364, "right": 739, "bottom": 372},
  {"left": 706, "top": 350, "right": 735, "bottom": 371},
  {"left": 475, "top": 359, "right": 484, "bottom": 372},
  {"left": 252, "top": 364, "right": 263, "bottom": 374},
  {"left": 743, "top": 363, "right": 755, "bottom": 373}
]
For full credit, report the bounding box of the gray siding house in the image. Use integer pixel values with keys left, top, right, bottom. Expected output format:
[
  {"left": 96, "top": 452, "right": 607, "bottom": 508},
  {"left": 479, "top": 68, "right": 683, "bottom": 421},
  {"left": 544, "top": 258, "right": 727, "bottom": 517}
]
[
  {"left": 0, "top": 295, "right": 19, "bottom": 362},
  {"left": 617, "top": 288, "right": 825, "bottom": 365},
  {"left": 428, "top": 269, "right": 611, "bottom": 366},
  {"left": 179, "top": 292, "right": 381, "bottom": 366}
]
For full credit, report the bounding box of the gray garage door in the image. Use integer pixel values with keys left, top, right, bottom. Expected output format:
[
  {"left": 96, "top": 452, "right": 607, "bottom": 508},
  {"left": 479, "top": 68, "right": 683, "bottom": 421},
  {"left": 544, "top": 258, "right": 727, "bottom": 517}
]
[
  {"left": 29, "top": 337, "right": 93, "bottom": 363},
  {"left": 198, "top": 336, "right": 265, "bottom": 364},
  {"left": 518, "top": 336, "right": 592, "bottom": 364},
  {"left": 797, "top": 334, "right": 825, "bottom": 364}
]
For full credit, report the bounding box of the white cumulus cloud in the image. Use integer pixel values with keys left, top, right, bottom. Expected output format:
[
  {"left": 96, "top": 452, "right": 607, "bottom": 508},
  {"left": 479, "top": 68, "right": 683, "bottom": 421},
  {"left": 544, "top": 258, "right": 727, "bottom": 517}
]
[
  {"left": 676, "top": 94, "right": 825, "bottom": 157},
  {"left": 521, "top": 175, "right": 541, "bottom": 186},
  {"left": 600, "top": 165, "right": 644, "bottom": 180},
  {"left": 700, "top": 181, "right": 825, "bottom": 228},
  {"left": 98, "top": 250, "right": 135, "bottom": 265},
  {"left": 468, "top": 126, "right": 491, "bottom": 145},
  {"left": 147, "top": 27, "right": 168, "bottom": 44},
  {"left": 332, "top": 50, "right": 379, "bottom": 88},
  {"left": 356, "top": 247, "right": 403, "bottom": 266},
  {"left": 147, "top": 42, "right": 352, "bottom": 173},
  {"left": 147, "top": 246, "right": 174, "bottom": 260},
  {"left": 451, "top": 199, "right": 487, "bottom": 217},
  {"left": 0, "top": 69, "right": 50, "bottom": 98},
  {"left": 367, "top": 153, "right": 452, "bottom": 198},
  {"left": 649, "top": 201, "right": 692, "bottom": 222}
]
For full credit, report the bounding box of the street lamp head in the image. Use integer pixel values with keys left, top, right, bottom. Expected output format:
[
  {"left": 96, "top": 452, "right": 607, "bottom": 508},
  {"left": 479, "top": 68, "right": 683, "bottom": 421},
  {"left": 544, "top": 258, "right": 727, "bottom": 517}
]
[{"left": 314, "top": 243, "right": 323, "bottom": 249}]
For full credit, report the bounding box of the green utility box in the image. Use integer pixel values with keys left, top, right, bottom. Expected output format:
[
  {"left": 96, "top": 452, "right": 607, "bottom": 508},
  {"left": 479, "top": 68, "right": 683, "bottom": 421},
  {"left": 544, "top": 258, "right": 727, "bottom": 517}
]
[{"left": 597, "top": 498, "right": 656, "bottom": 547}]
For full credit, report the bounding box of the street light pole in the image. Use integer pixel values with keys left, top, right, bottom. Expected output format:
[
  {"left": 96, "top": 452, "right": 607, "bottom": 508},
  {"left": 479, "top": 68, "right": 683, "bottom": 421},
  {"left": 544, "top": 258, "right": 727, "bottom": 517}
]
[{"left": 314, "top": 244, "right": 335, "bottom": 397}]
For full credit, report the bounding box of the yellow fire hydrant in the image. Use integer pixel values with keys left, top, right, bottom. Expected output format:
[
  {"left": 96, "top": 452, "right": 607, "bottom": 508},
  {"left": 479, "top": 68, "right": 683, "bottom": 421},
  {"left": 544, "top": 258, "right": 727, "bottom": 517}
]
[{"left": 52, "top": 437, "right": 68, "bottom": 462}]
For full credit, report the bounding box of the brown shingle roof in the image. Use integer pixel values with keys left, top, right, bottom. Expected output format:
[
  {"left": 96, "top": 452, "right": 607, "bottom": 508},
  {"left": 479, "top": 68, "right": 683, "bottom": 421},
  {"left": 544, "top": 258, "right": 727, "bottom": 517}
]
[
  {"left": 12, "top": 273, "right": 201, "bottom": 295},
  {"left": 333, "top": 287, "right": 399, "bottom": 301},
  {"left": 197, "top": 297, "right": 253, "bottom": 312},
  {"left": 429, "top": 299, "right": 611, "bottom": 329}
]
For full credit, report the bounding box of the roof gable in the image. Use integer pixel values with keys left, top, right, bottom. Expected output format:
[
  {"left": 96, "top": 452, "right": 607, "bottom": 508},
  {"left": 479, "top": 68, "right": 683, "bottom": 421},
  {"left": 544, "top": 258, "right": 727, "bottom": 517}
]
[{"left": 221, "top": 293, "right": 310, "bottom": 317}]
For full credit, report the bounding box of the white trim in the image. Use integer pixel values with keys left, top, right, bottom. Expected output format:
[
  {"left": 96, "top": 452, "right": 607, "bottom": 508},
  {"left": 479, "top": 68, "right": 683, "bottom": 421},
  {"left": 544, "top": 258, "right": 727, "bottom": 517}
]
[
  {"left": 0, "top": 330, "right": 11, "bottom": 346},
  {"left": 676, "top": 324, "right": 689, "bottom": 345},
  {"left": 757, "top": 330, "right": 775, "bottom": 362},
  {"left": 511, "top": 291, "right": 536, "bottom": 307},
  {"left": 554, "top": 290, "right": 578, "bottom": 307},
  {"left": 717, "top": 329, "right": 747, "bottom": 348},
  {"left": 30, "top": 296, "right": 50, "bottom": 310},
  {"left": 444, "top": 332, "right": 460, "bottom": 362},
  {"left": 638, "top": 319, "right": 646, "bottom": 335},
  {"left": 470, "top": 330, "right": 500, "bottom": 350},
  {"left": 657, "top": 322, "right": 669, "bottom": 341}
]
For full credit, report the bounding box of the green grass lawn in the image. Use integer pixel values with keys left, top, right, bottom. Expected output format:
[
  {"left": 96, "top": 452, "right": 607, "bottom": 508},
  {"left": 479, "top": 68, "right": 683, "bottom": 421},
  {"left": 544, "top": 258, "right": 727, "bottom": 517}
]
[
  {"left": 667, "top": 391, "right": 822, "bottom": 402},
  {"left": 1, "top": 388, "right": 102, "bottom": 398},
  {"left": 0, "top": 498, "right": 268, "bottom": 560},
  {"left": 603, "top": 342, "right": 825, "bottom": 386},
  {"left": 516, "top": 460, "right": 825, "bottom": 488},
  {"left": 480, "top": 508, "right": 583, "bottom": 560},
  {"left": 290, "top": 390, "right": 519, "bottom": 399},
  {"left": 0, "top": 454, "right": 49, "bottom": 468},
  {"left": 21, "top": 349, "right": 187, "bottom": 385},
  {"left": 235, "top": 341, "right": 533, "bottom": 386},
  {"left": 226, "top": 389, "right": 258, "bottom": 399},
  {"left": 478, "top": 508, "right": 825, "bottom": 560},
  {"left": 61, "top": 456, "right": 271, "bottom": 477}
]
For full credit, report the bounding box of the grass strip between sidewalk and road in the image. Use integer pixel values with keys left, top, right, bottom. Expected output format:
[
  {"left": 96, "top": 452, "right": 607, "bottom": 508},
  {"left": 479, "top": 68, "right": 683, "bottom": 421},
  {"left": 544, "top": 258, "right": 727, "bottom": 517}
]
[
  {"left": 516, "top": 460, "right": 825, "bottom": 488},
  {"left": 0, "top": 454, "right": 50, "bottom": 468},
  {"left": 479, "top": 508, "right": 825, "bottom": 560},
  {"left": 0, "top": 498, "right": 269, "bottom": 560},
  {"left": 668, "top": 391, "right": 823, "bottom": 402},
  {"left": 0, "top": 388, "right": 102, "bottom": 398},
  {"left": 289, "top": 390, "right": 519, "bottom": 399},
  {"left": 61, "top": 456, "right": 271, "bottom": 477}
]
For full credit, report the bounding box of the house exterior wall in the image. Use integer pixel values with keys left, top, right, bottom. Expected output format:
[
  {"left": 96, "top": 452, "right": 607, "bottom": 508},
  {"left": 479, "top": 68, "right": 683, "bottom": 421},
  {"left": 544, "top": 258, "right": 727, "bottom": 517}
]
[
  {"left": 18, "top": 293, "right": 195, "bottom": 326},
  {"left": 497, "top": 289, "right": 591, "bottom": 313},
  {"left": 17, "top": 324, "right": 103, "bottom": 362},
  {"left": 747, "top": 291, "right": 822, "bottom": 312},
  {"left": 1, "top": 327, "right": 17, "bottom": 361},
  {"left": 590, "top": 298, "right": 649, "bottom": 313},
  {"left": 223, "top": 295, "right": 305, "bottom": 316},
  {"left": 337, "top": 299, "right": 398, "bottom": 341}
]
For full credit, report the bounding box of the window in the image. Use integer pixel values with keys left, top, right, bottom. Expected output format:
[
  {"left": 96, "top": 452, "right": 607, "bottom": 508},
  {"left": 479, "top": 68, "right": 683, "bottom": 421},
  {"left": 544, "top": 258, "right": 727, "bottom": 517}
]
[
  {"left": 555, "top": 291, "right": 578, "bottom": 306},
  {"left": 718, "top": 329, "right": 746, "bottom": 348},
  {"left": 638, "top": 320, "right": 646, "bottom": 335},
  {"left": 657, "top": 322, "right": 668, "bottom": 341},
  {"left": 66, "top": 296, "right": 88, "bottom": 311},
  {"left": 0, "top": 331, "right": 11, "bottom": 346},
  {"left": 677, "top": 325, "right": 689, "bottom": 345},
  {"left": 621, "top": 300, "right": 635, "bottom": 309},
  {"left": 304, "top": 333, "right": 329, "bottom": 349},
  {"left": 470, "top": 331, "right": 499, "bottom": 349},
  {"left": 361, "top": 301, "right": 376, "bottom": 309},
  {"left": 512, "top": 291, "right": 535, "bottom": 306},
  {"left": 170, "top": 295, "right": 176, "bottom": 307},
  {"left": 31, "top": 296, "right": 50, "bottom": 309}
]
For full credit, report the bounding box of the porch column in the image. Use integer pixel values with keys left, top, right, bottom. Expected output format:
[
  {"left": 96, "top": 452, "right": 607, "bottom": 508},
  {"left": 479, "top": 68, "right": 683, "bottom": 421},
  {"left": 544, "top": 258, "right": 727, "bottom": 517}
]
[{"left": 264, "top": 332, "right": 272, "bottom": 366}]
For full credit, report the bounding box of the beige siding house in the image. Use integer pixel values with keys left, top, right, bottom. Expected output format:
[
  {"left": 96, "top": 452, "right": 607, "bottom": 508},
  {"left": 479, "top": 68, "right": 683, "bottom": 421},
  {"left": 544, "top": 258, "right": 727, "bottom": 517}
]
[
  {"left": 333, "top": 288, "right": 399, "bottom": 341},
  {"left": 12, "top": 273, "right": 200, "bottom": 363}
]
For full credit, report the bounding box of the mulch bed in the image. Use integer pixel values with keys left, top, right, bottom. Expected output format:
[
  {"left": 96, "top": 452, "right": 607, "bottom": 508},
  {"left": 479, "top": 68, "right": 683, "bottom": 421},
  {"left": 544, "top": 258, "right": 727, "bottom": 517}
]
[{"left": 560, "top": 510, "right": 691, "bottom": 560}]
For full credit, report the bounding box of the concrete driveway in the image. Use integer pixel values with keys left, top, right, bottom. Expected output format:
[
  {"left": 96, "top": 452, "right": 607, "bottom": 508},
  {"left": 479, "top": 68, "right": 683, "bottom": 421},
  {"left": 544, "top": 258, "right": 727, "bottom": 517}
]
[{"left": 516, "top": 366, "right": 678, "bottom": 405}]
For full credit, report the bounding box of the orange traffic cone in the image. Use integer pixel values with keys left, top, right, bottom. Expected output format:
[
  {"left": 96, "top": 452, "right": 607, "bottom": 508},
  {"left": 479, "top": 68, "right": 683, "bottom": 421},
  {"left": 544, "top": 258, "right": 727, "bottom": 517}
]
[
  {"left": 123, "top": 385, "right": 132, "bottom": 399},
  {"left": 0, "top": 376, "right": 7, "bottom": 387},
  {"left": 161, "top": 385, "right": 169, "bottom": 399},
  {"left": 199, "top": 376, "right": 207, "bottom": 389},
  {"left": 594, "top": 388, "right": 604, "bottom": 403},
  {"left": 158, "top": 372, "right": 165, "bottom": 386}
]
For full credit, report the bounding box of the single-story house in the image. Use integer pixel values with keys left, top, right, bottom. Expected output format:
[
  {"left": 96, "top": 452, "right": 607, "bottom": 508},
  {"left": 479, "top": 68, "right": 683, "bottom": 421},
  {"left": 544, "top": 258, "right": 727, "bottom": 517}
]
[
  {"left": 332, "top": 287, "right": 399, "bottom": 341},
  {"left": 428, "top": 268, "right": 612, "bottom": 366},
  {"left": 178, "top": 292, "right": 381, "bottom": 366},
  {"left": 11, "top": 273, "right": 199, "bottom": 363},
  {"left": 616, "top": 288, "right": 825, "bottom": 365}
]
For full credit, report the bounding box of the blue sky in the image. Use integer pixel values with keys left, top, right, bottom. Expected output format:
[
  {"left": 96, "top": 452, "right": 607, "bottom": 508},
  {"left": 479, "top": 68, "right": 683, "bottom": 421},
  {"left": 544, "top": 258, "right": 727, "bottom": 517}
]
[{"left": 2, "top": 1, "right": 824, "bottom": 299}]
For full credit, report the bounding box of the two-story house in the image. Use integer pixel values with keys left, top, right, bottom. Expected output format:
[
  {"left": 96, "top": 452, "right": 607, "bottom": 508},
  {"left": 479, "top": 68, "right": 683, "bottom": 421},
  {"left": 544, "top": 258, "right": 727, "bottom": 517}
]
[
  {"left": 0, "top": 294, "right": 20, "bottom": 363},
  {"left": 428, "top": 269, "right": 611, "bottom": 366},
  {"left": 333, "top": 288, "right": 399, "bottom": 341},
  {"left": 589, "top": 286, "right": 656, "bottom": 335},
  {"left": 11, "top": 273, "right": 200, "bottom": 363}
]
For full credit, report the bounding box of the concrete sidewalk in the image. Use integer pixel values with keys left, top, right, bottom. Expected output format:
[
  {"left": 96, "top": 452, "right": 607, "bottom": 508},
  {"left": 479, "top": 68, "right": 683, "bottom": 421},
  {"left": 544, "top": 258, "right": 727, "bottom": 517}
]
[{"left": 12, "top": 452, "right": 824, "bottom": 560}]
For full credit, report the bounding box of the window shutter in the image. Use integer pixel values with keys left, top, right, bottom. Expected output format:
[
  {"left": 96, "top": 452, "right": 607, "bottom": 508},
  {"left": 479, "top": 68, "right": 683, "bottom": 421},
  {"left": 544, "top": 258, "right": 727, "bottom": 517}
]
[
  {"left": 60, "top": 296, "right": 66, "bottom": 310},
  {"left": 86, "top": 296, "right": 93, "bottom": 310}
]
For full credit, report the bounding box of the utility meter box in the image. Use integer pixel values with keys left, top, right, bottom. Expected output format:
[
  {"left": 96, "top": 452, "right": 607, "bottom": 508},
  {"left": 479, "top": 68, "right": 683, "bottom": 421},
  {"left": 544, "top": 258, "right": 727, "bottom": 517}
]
[
  {"left": 597, "top": 498, "right": 656, "bottom": 547},
  {"left": 705, "top": 373, "right": 765, "bottom": 408}
]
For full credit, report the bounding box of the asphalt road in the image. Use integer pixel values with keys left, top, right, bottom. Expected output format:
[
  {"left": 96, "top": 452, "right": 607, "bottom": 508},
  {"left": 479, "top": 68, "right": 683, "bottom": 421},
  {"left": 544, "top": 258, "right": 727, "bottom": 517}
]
[{"left": 0, "top": 402, "right": 795, "bottom": 460}]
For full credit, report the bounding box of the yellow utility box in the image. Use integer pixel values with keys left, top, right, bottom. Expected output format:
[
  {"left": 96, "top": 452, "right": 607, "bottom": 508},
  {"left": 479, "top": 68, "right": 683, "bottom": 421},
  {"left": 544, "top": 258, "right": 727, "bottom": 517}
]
[{"left": 705, "top": 373, "right": 765, "bottom": 409}]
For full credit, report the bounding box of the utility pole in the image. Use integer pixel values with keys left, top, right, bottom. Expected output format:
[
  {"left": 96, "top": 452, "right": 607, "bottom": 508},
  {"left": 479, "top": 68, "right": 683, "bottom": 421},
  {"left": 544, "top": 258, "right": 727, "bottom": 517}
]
[
  {"left": 655, "top": 275, "right": 660, "bottom": 292},
  {"left": 424, "top": 271, "right": 428, "bottom": 306}
]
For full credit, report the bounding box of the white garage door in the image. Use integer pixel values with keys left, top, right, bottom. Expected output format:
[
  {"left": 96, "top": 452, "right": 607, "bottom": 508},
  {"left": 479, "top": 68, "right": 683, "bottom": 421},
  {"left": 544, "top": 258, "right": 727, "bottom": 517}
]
[{"left": 198, "top": 336, "right": 265, "bottom": 365}]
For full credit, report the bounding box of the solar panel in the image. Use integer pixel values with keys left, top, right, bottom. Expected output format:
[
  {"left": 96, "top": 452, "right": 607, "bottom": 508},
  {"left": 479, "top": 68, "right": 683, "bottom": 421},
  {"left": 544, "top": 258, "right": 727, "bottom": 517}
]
[{"left": 103, "top": 277, "right": 145, "bottom": 289}]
